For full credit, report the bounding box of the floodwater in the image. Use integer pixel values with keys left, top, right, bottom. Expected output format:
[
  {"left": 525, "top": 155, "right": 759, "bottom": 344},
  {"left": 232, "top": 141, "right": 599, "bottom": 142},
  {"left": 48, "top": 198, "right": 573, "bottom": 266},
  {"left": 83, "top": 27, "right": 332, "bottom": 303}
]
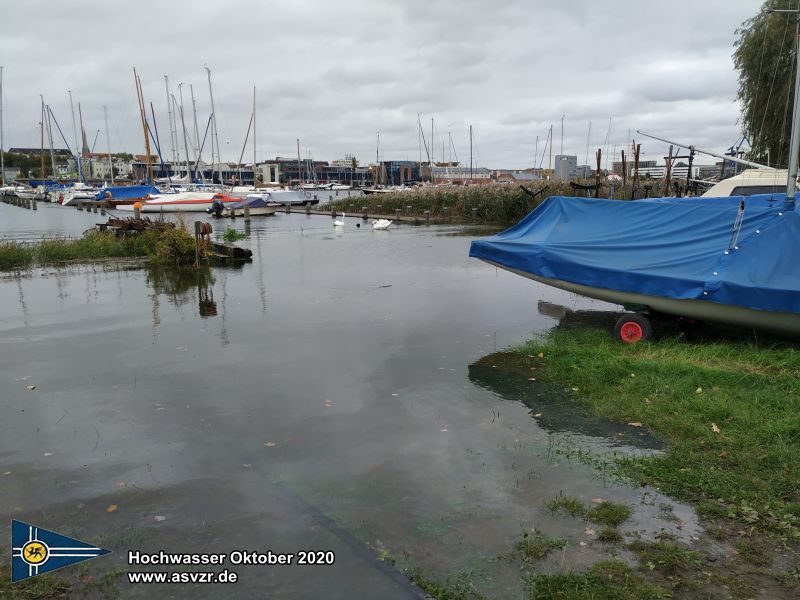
[{"left": 0, "top": 201, "right": 700, "bottom": 598}]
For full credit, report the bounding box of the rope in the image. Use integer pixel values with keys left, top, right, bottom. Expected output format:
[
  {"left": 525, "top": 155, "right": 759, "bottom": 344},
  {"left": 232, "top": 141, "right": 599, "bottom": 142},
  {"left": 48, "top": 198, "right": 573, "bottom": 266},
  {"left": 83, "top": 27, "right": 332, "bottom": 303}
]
[{"left": 729, "top": 200, "right": 746, "bottom": 251}]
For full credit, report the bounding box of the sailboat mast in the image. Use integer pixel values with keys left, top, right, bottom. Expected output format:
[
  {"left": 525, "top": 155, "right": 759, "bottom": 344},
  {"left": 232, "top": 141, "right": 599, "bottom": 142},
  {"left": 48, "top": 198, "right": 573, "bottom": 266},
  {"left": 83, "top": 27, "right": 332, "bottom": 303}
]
[
  {"left": 133, "top": 68, "right": 154, "bottom": 183},
  {"left": 785, "top": 9, "right": 800, "bottom": 201},
  {"left": 178, "top": 84, "right": 191, "bottom": 182},
  {"left": 40, "top": 99, "right": 45, "bottom": 179},
  {"left": 376, "top": 131, "right": 380, "bottom": 185},
  {"left": 45, "top": 102, "right": 56, "bottom": 177},
  {"left": 103, "top": 105, "right": 114, "bottom": 184},
  {"left": 469, "top": 124, "right": 473, "bottom": 183},
  {"left": 78, "top": 103, "right": 88, "bottom": 179},
  {"left": 164, "top": 76, "right": 177, "bottom": 165},
  {"left": 296, "top": 138, "right": 301, "bottom": 187},
  {"left": 0, "top": 66, "right": 4, "bottom": 187},
  {"left": 252, "top": 85, "right": 257, "bottom": 188},
  {"left": 548, "top": 124, "right": 553, "bottom": 178},
  {"left": 68, "top": 90, "right": 82, "bottom": 181},
  {"left": 190, "top": 84, "right": 200, "bottom": 158},
  {"left": 205, "top": 66, "right": 220, "bottom": 184}
]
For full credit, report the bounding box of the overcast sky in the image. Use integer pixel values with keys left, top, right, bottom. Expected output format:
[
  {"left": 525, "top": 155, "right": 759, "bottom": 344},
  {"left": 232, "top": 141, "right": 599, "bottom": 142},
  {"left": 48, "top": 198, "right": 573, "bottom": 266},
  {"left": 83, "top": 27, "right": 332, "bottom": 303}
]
[{"left": 1, "top": 0, "right": 764, "bottom": 169}]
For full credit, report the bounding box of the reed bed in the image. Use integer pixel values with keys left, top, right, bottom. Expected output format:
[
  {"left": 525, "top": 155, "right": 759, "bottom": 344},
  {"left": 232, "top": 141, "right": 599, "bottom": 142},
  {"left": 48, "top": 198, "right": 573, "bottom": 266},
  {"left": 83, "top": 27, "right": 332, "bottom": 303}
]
[
  {"left": 329, "top": 180, "right": 680, "bottom": 225},
  {"left": 0, "top": 227, "right": 196, "bottom": 270}
]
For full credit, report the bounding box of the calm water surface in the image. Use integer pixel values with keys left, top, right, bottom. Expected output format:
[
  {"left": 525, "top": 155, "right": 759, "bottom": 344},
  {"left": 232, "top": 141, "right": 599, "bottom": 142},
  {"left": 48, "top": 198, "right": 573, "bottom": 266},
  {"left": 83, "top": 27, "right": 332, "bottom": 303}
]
[{"left": 0, "top": 202, "right": 699, "bottom": 598}]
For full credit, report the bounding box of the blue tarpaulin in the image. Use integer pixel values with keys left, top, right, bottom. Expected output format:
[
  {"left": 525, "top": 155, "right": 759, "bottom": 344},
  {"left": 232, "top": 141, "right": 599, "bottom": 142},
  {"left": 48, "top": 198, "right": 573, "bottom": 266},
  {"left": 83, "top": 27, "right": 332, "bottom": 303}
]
[
  {"left": 95, "top": 185, "right": 159, "bottom": 201},
  {"left": 469, "top": 195, "right": 800, "bottom": 314}
]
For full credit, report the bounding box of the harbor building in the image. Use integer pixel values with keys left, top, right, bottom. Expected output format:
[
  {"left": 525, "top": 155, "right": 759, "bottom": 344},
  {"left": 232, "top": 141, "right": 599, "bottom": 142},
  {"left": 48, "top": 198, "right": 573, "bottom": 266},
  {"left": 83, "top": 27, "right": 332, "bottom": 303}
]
[{"left": 553, "top": 155, "right": 577, "bottom": 181}]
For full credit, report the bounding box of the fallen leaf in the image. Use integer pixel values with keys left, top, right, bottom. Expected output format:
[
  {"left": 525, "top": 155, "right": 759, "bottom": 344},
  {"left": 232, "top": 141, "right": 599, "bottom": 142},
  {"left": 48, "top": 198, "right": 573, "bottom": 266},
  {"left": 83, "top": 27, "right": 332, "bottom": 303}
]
[
  {"left": 718, "top": 451, "right": 728, "bottom": 459},
  {"left": 106, "top": 504, "right": 118, "bottom": 513},
  {"left": 242, "top": 463, "right": 251, "bottom": 468},
  {"left": 579, "top": 541, "right": 587, "bottom": 547},
  {"left": 630, "top": 373, "right": 636, "bottom": 378},
  {"left": 695, "top": 387, "right": 703, "bottom": 394},
  {"left": 711, "top": 423, "right": 721, "bottom": 434},
  {"left": 264, "top": 442, "right": 276, "bottom": 447},
  {"left": 26, "top": 385, "right": 36, "bottom": 391},
  {"left": 2, "top": 471, "right": 11, "bottom": 476},
  {"left": 585, "top": 527, "right": 595, "bottom": 536},
  {"left": 644, "top": 398, "right": 652, "bottom": 404},
  {"left": 571, "top": 387, "right": 579, "bottom": 392},
  {"left": 628, "top": 422, "right": 643, "bottom": 428},
  {"left": 391, "top": 393, "right": 399, "bottom": 397},
  {"left": 43, "top": 452, "right": 53, "bottom": 457},
  {"left": 528, "top": 377, "right": 536, "bottom": 381},
  {"left": 154, "top": 515, "right": 166, "bottom": 522},
  {"left": 591, "top": 498, "right": 605, "bottom": 504},
  {"left": 440, "top": 428, "right": 448, "bottom": 432},
  {"left": 537, "top": 352, "right": 544, "bottom": 358},
  {"left": 533, "top": 413, "right": 542, "bottom": 417}
]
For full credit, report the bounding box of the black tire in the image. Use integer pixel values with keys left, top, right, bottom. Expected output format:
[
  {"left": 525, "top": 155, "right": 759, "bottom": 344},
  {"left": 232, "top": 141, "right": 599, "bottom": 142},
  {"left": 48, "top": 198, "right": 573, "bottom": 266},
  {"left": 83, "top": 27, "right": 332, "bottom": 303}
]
[{"left": 614, "top": 313, "right": 653, "bottom": 344}]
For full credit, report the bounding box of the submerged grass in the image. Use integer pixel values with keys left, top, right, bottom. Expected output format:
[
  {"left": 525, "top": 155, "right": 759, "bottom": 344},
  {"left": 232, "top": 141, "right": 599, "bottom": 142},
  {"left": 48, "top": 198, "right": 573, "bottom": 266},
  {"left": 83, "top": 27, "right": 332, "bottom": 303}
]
[
  {"left": 514, "top": 530, "right": 568, "bottom": 563},
  {"left": 527, "top": 560, "right": 667, "bottom": 600},
  {"left": 546, "top": 495, "right": 632, "bottom": 529},
  {"left": 0, "top": 227, "right": 196, "bottom": 270},
  {"left": 520, "top": 328, "right": 800, "bottom": 536}
]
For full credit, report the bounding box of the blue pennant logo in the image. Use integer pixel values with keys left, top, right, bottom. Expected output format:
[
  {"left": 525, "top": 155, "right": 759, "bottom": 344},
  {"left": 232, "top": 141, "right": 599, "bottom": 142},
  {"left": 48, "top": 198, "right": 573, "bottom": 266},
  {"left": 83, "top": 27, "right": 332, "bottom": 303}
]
[{"left": 11, "top": 519, "right": 111, "bottom": 583}]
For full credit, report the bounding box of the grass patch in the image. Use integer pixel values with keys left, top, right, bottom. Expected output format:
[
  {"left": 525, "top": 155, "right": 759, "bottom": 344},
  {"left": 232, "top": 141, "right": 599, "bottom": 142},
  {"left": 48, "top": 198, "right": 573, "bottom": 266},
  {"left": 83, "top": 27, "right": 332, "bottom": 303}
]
[
  {"left": 589, "top": 502, "right": 632, "bottom": 528},
  {"left": 629, "top": 541, "right": 699, "bottom": 576},
  {"left": 547, "top": 496, "right": 632, "bottom": 529},
  {"left": 407, "top": 569, "right": 486, "bottom": 600},
  {"left": 546, "top": 495, "right": 587, "bottom": 519},
  {"left": 735, "top": 536, "right": 770, "bottom": 566},
  {"left": 514, "top": 530, "right": 568, "bottom": 563},
  {"left": 597, "top": 527, "right": 624, "bottom": 544},
  {"left": 222, "top": 227, "right": 247, "bottom": 242},
  {"left": 527, "top": 560, "right": 667, "bottom": 599},
  {"left": 521, "top": 328, "right": 800, "bottom": 536},
  {"left": 0, "top": 227, "right": 197, "bottom": 270},
  {"left": 0, "top": 550, "right": 123, "bottom": 599}
]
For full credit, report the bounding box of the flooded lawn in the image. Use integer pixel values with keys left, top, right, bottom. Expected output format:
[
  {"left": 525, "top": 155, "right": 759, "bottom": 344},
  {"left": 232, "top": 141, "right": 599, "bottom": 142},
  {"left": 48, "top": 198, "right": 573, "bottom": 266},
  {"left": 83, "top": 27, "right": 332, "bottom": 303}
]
[{"left": 0, "top": 203, "right": 699, "bottom": 598}]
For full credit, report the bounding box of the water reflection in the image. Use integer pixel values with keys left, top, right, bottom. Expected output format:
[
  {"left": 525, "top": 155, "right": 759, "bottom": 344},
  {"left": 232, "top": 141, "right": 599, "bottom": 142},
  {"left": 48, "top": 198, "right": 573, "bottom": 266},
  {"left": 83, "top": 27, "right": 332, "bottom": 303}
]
[{"left": 145, "top": 266, "right": 220, "bottom": 321}]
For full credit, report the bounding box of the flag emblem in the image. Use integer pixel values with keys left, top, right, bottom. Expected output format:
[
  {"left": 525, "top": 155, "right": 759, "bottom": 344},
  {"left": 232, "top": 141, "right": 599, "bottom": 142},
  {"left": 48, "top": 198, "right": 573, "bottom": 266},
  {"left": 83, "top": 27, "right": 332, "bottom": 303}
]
[{"left": 11, "top": 519, "right": 110, "bottom": 582}]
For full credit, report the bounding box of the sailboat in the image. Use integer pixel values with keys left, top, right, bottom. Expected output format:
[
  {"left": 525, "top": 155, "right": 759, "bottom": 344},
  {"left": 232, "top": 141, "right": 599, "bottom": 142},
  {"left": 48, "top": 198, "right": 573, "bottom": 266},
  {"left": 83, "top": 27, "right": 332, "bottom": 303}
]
[{"left": 470, "top": 29, "right": 800, "bottom": 341}]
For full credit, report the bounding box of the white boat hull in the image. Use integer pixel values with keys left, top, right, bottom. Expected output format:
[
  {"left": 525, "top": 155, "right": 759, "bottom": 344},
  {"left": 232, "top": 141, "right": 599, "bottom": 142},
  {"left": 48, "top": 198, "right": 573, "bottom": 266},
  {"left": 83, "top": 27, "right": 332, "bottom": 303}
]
[{"left": 482, "top": 260, "right": 800, "bottom": 337}]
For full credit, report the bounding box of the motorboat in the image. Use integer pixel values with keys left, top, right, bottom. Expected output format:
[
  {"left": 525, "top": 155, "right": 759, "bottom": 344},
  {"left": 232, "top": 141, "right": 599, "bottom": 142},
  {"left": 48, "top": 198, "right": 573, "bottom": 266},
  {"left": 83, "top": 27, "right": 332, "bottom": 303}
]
[
  {"left": 221, "top": 195, "right": 279, "bottom": 217},
  {"left": 117, "top": 191, "right": 239, "bottom": 213},
  {"left": 470, "top": 193, "right": 800, "bottom": 340},
  {"left": 60, "top": 182, "right": 101, "bottom": 206}
]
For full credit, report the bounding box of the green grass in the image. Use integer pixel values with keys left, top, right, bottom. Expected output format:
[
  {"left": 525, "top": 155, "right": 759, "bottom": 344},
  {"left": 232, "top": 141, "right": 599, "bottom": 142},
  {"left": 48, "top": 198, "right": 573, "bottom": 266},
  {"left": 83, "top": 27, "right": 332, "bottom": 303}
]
[
  {"left": 528, "top": 560, "right": 667, "bottom": 600},
  {"left": 514, "top": 530, "right": 568, "bottom": 563},
  {"left": 407, "top": 569, "right": 486, "bottom": 600},
  {"left": 0, "top": 550, "right": 123, "bottom": 599},
  {"left": 521, "top": 328, "right": 800, "bottom": 536},
  {"left": 629, "top": 541, "right": 699, "bottom": 576},
  {"left": 0, "top": 227, "right": 197, "bottom": 270},
  {"left": 597, "top": 527, "right": 624, "bottom": 544},
  {"left": 222, "top": 227, "right": 247, "bottom": 242},
  {"left": 546, "top": 496, "right": 587, "bottom": 518},
  {"left": 546, "top": 496, "right": 632, "bottom": 529}
]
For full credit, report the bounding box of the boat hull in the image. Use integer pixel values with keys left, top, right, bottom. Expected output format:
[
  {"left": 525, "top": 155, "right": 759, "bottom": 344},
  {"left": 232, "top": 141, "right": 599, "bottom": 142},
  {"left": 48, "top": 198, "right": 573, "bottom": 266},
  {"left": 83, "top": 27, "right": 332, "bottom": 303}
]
[
  {"left": 482, "top": 260, "right": 800, "bottom": 338},
  {"left": 224, "top": 205, "right": 278, "bottom": 217}
]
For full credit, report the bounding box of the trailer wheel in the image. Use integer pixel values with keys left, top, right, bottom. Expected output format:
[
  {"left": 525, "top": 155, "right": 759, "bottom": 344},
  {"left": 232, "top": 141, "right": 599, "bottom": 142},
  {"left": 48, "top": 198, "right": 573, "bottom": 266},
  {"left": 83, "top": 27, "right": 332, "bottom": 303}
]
[{"left": 614, "top": 314, "right": 652, "bottom": 344}]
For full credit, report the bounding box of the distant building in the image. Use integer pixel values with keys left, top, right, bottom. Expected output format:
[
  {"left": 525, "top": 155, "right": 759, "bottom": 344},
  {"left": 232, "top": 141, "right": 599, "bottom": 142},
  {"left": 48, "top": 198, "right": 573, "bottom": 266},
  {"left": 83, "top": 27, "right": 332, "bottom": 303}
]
[
  {"left": 431, "top": 166, "right": 491, "bottom": 185},
  {"left": 553, "top": 155, "right": 577, "bottom": 181}
]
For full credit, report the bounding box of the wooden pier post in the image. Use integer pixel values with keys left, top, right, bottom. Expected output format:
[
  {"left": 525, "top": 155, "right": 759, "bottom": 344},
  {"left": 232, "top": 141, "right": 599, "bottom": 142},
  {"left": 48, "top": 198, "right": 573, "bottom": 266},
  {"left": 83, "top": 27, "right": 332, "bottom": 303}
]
[
  {"left": 471, "top": 207, "right": 478, "bottom": 221},
  {"left": 362, "top": 206, "right": 368, "bottom": 219},
  {"left": 424, "top": 210, "right": 430, "bottom": 223},
  {"left": 285, "top": 203, "right": 291, "bottom": 213},
  {"left": 331, "top": 205, "right": 336, "bottom": 218},
  {"left": 395, "top": 208, "right": 401, "bottom": 220},
  {"left": 305, "top": 203, "right": 312, "bottom": 215},
  {"left": 100, "top": 206, "right": 106, "bottom": 216},
  {"left": 32, "top": 198, "right": 37, "bottom": 210},
  {"left": 77, "top": 201, "right": 83, "bottom": 211},
  {"left": 133, "top": 202, "right": 141, "bottom": 220},
  {"left": 243, "top": 202, "right": 250, "bottom": 222}
]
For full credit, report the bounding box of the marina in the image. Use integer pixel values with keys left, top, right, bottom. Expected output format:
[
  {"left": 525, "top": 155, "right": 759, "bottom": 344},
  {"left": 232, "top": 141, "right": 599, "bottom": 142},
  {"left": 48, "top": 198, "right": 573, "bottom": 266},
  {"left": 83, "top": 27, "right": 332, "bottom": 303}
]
[{"left": 1, "top": 1, "right": 799, "bottom": 598}]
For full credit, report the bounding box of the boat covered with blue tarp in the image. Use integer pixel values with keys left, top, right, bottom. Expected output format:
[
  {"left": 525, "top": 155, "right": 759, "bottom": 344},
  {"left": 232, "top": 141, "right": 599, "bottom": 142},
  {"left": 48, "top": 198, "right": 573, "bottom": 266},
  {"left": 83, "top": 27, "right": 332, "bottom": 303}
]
[
  {"left": 94, "top": 185, "right": 160, "bottom": 201},
  {"left": 469, "top": 194, "right": 800, "bottom": 335}
]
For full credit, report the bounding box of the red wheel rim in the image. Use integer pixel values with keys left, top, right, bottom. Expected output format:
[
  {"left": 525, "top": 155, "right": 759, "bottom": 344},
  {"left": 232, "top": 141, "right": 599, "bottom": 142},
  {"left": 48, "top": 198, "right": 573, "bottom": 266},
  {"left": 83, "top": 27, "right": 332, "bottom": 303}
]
[{"left": 620, "top": 321, "right": 643, "bottom": 343}]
